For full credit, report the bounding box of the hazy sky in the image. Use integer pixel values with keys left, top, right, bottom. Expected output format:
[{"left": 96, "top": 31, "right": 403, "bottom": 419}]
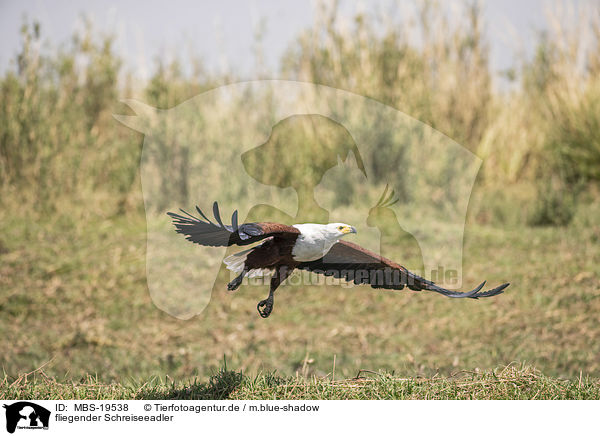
[{"left": 0, "top": 0, "right": 587, "bottom": 82}]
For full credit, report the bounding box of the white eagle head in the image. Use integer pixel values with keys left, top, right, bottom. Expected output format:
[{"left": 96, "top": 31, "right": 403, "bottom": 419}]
[
  {"left": 292, "top": 222, "right": 357, "bottom": 244},
  {"left": 325, "top": 223, "right": 357, "bottom": 238}
]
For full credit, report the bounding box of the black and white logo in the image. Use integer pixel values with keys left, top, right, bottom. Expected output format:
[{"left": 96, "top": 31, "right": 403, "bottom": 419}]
[{"left": 2, "top": 402, "right": 50, "bottom": 433}]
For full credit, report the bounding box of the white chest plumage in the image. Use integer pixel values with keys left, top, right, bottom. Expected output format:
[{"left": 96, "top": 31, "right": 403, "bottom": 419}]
[{"left": 291, "top": 224, "right": 339, "bottom": 262}]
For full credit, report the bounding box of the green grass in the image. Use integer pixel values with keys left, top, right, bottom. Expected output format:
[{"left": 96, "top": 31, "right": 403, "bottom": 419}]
[
  {"left": 1, "top": 201, "right": 599, "bottom": 389},
  {"left": 2, "top": 364, "right": 598, "bottom": 400}
]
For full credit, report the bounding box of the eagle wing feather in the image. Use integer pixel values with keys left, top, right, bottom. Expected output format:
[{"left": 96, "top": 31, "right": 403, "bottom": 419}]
[
  {"left": 297, "top": 240, "right": 509, "bottom": 299},
  {"left": 167, "top": 202, "right": 300, "bottom": 247}
]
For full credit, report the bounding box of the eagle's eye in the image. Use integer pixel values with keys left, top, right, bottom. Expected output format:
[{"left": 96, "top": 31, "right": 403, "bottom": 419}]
[{"left": 337, "top": 226, "right": 345, "bottom": 231}]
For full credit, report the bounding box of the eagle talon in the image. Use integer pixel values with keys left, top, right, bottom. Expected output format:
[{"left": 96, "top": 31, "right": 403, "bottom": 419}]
[
  {"left": 227, "top": 271, "right": 245, "bottom": 291},
  {"left": 257, "top": 298, "right": 273, "bottom": 318}
]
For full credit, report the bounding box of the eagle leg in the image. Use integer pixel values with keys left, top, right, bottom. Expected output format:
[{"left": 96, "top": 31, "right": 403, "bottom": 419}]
[
  {"left": 257, "top": 290, "right": 275, "bottom": 318},
  {"left": 227, "top": 270, "right": 246, "bottom": 291},
  {"left": 257, "top": 265, "right": 294, "bottom": 318}
]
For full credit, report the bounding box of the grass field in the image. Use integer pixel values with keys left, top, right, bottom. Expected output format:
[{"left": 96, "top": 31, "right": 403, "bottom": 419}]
[
  {"left": 1, "top": 199, "right": 599, "bottom": 399},
  {"left": 2, "top": 364, "right": 598, "bottom": 400}
]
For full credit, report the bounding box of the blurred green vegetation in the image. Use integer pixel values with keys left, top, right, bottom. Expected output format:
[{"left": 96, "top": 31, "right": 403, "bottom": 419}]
[
  {"left": 1, "top": 3, "right": 599, "bottom": 222},
  {"left": 1, "top": 2, "right": 600, "bottom": 385}
]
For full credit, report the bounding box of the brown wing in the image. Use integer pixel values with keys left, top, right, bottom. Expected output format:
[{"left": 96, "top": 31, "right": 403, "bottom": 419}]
[
  {"left": 167, "top": 201, "right": 299, "bottom": 247},
  {"left": 297, "top": 240, "right": 509, "bottom": 299}
]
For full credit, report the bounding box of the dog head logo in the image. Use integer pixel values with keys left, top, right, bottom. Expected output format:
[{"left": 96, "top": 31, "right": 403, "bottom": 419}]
[
  {"left": 114, "top": 80, "right": 481, "bottom": 319},
  {"left": 3, "top": 402, "right": 50, "bottom": 433}
]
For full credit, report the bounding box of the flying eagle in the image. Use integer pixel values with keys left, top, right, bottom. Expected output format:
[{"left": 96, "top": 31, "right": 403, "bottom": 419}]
[{"left": 168, "top": 201, "right": 509, "bottom": 318}]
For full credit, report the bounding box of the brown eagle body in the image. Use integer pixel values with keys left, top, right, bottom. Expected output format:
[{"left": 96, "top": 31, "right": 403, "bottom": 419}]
[{"left": 168, "top": 202, "right": 509, "bottom": 318}]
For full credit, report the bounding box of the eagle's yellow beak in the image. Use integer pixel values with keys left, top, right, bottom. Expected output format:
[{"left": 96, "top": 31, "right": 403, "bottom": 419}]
[{"left": 342, "top": 226, "right": 357, "bottom": 234}]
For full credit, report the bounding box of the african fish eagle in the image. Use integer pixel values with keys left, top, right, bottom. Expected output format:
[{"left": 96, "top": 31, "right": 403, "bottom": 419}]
[{"left": 168, "top": 202, "right": 509, "bottom": 318}]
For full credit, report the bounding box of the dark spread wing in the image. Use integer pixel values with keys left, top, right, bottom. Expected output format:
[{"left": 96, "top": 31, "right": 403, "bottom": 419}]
[
  {"left": 297, "top": 240, "right": 509, "bottom": 299},
  {"left": 167, "top": 202, "right": 300, "bottom": 247}
]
